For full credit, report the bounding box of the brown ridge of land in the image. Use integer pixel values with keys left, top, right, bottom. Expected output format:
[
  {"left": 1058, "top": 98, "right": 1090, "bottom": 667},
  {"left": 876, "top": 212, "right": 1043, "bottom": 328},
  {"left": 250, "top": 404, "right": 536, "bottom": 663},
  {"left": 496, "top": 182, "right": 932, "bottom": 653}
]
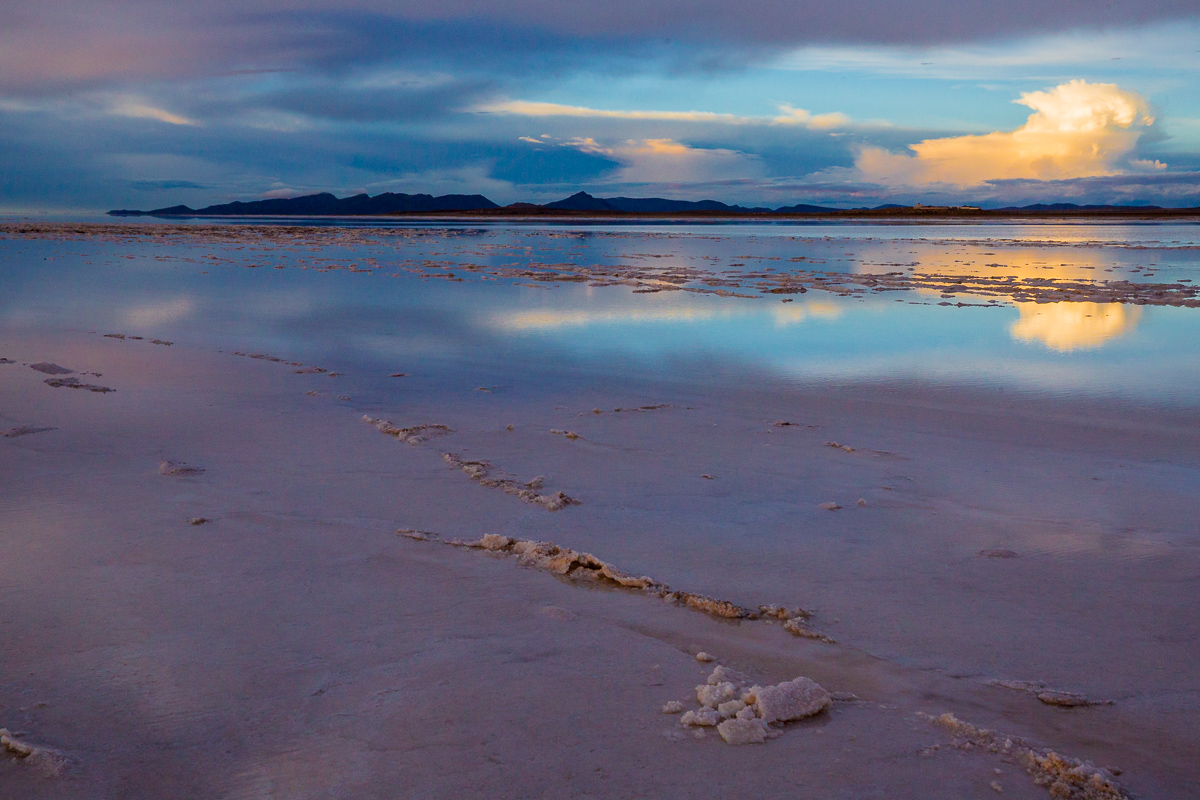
[{"left": 386, "top": 206, "right": 1200, "bottom": 221}]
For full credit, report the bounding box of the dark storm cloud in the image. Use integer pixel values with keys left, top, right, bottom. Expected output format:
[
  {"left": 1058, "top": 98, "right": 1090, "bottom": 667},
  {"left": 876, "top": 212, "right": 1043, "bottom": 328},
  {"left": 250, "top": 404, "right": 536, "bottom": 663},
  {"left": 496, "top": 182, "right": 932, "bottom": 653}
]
[
  {"left": 2, "top": 0, "right": 1197, "bottom": 92},
  {"left": 256, "top": 79, "right": 496, "bottom": 124},
  {"left": 127, "top": 180, "right": 209, "bottom": 190}
]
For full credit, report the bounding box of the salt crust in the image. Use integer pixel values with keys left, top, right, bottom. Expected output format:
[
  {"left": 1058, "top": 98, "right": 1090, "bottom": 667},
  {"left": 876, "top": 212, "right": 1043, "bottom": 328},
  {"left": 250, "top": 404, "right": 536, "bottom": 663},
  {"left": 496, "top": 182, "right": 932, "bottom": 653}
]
[
  {"left": 361, "top": 416, "right": 453, "bottom": 445},
  {"left": 754, "top": 677, "right": 832, "bottom": 724},
  {"left": 717, "top": 717, "right": 769, "bottom": 745},
  {"left": 0, "top": 728, "right": 70, "bottom": 777},
  {"left": 399, "top": 530, "right": 830, "bottom": 639},
  {"left": 43, "top": 377, "right": 114, "bottom": 393},
  {"left": 159, "top": 460, "right": 205, "bottom": 477},
  {"left": 359, "top": 416, "right": 578, "bottom": 510},
  {"left": 922, "top": 712, "right": 1130, "bottom": 799},
  {"left": 986, "top": 680, "right": 1113, "bottom": 708},
  {"left": 29, "top": 363, "right": 73, "bottom": 375},
  {"left": 159, "top": 460, "right": 206, "bottom": 479},
  {"left": 441, "top": 454, "right": 581, "bottom": 512},
  {"left": 1, "top": 425, "right": 55, "bottom": 438}
]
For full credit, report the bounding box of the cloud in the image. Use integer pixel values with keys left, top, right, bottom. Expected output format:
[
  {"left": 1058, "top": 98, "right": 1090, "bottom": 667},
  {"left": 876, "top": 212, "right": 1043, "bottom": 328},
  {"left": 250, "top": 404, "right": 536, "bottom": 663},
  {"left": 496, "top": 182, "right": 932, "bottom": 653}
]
[
  {"left": 774, "top": 21, "right": 1200, "bottom": 79},
  {"left": 854, "top": 80, "right": 1160, "bottom": 186},
  {"left": 483, "top": 99, "right": 850, "bottom": 130},
  {"left": 1010, "top": 302, "right": 1142, "bottom": 351},
  {"left": 3, "top": 2, "right": 1198, "bottom": 94},
  {"left": 127, "top": 180, "right": 208, "bottom": 191},
  {"left": 480, "top": 100, "right": 748, "bottom": 123},
  {"left": 107, "top": 96, "right": 196, "bottom": 125},
  {"left": 772, "top": 105, "right": 851, "bottom": 129},
  {"left": 560, "top": 137, "right": 764, "bottom": 184}
]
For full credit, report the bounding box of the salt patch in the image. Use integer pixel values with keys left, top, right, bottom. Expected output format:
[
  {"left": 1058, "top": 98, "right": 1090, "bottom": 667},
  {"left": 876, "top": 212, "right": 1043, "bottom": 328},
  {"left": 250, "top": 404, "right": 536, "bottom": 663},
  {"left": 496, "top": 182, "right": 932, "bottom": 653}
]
[
  {"left": 782, "top": 617, "right": 836, "bottom": 643},
  {"left": 679, "top": 710, "right": 721, "bottom": 727},
  {"left": 0, "top": 728, "right": 70, "bottom": 777},
  {"left": 362, "top": 416, "right": 453, "bottom": 445},
  {"left": 159, "top": 460, "right": 205, "bottom": 477},
  {"left": 695, "top": 652, "right": 716, "bottom": 662},
  {"left": 442, "top": 452, "right": 581, "bottom": 511},
  {"left": 1, "top": 425, "right": 55, "bottom": 438},
  {"left": 987, "top": 680, "right": 1112, "bottom": 707},
  {"left": 43, "top": 377, "right": 114, "bottom": 393},
  {"left": 979, "top": 549, "right": 1019, "bottom": 559},
  {"left": 697, "top": 682, "right": 739, "bottom": 708},
  {"left": 922, "top": 712, "right": 1129, "bottom": 799},
  {"left": 717, "top": 700, "right": 745, "bottom": 718},
  {"left": 717, "top": 717, "right": 768, "bottom": 745},
  {"left": 398, "top": 529, "right": 833, "bottom": 639},
  {"left": 662, "top": 701, "right": 685, "bottom": 714},
  {"left": 29, "top": 363, "right": 73, "bottom": 375}
]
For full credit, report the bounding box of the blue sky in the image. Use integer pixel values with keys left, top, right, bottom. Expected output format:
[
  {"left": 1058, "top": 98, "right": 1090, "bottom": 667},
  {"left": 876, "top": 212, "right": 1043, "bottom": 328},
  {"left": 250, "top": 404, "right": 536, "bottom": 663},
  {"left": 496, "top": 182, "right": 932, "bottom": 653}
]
[{"left": 2, "top": 1, "right": 1199, "bottom": 212}]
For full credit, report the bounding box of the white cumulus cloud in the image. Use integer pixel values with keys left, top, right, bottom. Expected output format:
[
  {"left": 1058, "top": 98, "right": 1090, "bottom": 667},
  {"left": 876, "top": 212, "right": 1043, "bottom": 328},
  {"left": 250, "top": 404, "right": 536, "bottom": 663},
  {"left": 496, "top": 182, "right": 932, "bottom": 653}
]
[{"left": 855, "top": 80, "right": 1162, "bottom": 186}]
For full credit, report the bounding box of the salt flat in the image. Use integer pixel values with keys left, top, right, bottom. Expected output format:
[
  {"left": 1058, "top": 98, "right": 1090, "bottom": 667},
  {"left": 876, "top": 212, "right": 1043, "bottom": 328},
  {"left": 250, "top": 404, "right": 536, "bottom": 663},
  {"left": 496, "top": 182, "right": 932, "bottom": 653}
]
[{"left": 2, "top": 221, "right": 1198, "bottom": 798}]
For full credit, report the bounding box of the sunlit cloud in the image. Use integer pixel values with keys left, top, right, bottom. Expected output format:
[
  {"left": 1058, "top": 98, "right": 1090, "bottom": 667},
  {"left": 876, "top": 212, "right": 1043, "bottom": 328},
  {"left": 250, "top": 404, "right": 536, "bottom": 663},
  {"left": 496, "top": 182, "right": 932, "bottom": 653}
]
[
  {"left": 855, "top": 80, "right": 1160, "bottom": 186},
  {"left": 772, "top": 105, "right": 851, "bottom": 129},
  {"left": 1010, "top": 302, "right": 1142, "bottom": 351},
  {"left": 485, "top": 99, "right": 850, "bottom": 129},
  {"left": 107, "top": 96, "right": 196, "bottom": 126},
  {"left": 480, "top": 99, "right": 748, "bottom": 123},
  {"left": 562, "top": 137, "right": 765, "bottom": 184}
]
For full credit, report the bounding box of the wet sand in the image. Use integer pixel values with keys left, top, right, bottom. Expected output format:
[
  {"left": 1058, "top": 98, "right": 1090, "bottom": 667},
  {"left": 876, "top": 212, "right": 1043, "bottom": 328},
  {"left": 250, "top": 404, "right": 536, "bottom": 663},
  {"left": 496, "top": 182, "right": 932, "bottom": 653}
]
[{"left": 2, "top": 329, "right": 1198, "bottom": 798}]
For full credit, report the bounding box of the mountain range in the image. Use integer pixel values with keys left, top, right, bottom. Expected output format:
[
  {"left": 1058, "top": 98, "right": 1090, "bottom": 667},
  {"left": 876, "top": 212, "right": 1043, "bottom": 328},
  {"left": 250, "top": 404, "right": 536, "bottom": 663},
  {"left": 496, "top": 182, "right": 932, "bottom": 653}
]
[
  {"left": 109, "top": 191, "right": 499, "bottom": 217},
  {"left": 109, "top": 191, "right": 1180, "bottom": 217}
]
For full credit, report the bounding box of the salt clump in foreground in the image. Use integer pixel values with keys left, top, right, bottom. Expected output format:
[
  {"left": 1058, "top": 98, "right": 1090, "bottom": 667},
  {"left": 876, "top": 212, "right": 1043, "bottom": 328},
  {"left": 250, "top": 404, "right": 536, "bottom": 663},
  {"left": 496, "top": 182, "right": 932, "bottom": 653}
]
[{"left": 675, "top": 664, "right": 831, "bottom": 746}]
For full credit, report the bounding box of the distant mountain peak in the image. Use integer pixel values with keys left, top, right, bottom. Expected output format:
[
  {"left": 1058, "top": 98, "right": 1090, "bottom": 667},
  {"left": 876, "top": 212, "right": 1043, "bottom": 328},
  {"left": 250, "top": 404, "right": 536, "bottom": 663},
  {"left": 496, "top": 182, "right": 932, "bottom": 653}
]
[{"left": 108, "top": 191, "right": 499, "bottom": 217}]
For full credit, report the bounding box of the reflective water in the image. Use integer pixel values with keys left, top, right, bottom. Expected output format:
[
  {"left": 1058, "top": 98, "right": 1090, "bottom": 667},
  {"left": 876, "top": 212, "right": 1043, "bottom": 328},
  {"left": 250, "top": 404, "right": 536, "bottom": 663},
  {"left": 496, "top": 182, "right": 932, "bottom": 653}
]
[{"left": 2, "top": 220, "right": 1199, "bottom": 406}]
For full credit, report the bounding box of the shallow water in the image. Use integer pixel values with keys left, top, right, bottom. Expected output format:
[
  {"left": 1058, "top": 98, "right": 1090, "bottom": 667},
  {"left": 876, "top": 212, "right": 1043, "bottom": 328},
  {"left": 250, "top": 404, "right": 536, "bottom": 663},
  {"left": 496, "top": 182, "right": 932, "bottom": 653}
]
[
  {"left": 2, "top": 220, "right": 1199, "bottom": 406},
  {"left": 4, "top": 220, "right": 1200, "bottom": 798}
]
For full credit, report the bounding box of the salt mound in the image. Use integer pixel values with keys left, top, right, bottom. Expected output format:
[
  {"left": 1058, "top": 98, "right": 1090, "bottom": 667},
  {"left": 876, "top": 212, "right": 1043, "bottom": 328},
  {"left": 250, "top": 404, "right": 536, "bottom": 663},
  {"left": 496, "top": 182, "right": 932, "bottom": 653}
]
[
  {"left": 0, "top": 728, "right": 70, "bottom": 777},
  {"left": 697, "top": 682, "right": 739, "bottom": 709},
  {"left": 0, "top": 728, "right": 35, "bottom": 758},
  {"left": 754, "top": 677, "right": 831, "bottom": 723},
  {"left": 671, "top": 666, "right": 831, "bottom": 746}
]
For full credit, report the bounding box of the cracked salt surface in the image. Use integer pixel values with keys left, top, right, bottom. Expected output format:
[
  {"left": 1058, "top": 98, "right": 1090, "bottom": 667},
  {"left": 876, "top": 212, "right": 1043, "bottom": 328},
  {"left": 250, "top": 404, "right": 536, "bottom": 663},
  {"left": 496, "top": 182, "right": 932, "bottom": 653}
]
[{"left": 397, "top": 530, "right": 833, "bottom": 639}]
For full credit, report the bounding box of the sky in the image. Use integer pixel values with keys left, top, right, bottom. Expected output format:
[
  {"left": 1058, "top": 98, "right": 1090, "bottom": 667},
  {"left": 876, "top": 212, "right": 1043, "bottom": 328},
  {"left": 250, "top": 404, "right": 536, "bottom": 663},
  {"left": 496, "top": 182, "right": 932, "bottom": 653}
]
[{"left": 2, "top": 0, "right": 1200, "bottom": 212}]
